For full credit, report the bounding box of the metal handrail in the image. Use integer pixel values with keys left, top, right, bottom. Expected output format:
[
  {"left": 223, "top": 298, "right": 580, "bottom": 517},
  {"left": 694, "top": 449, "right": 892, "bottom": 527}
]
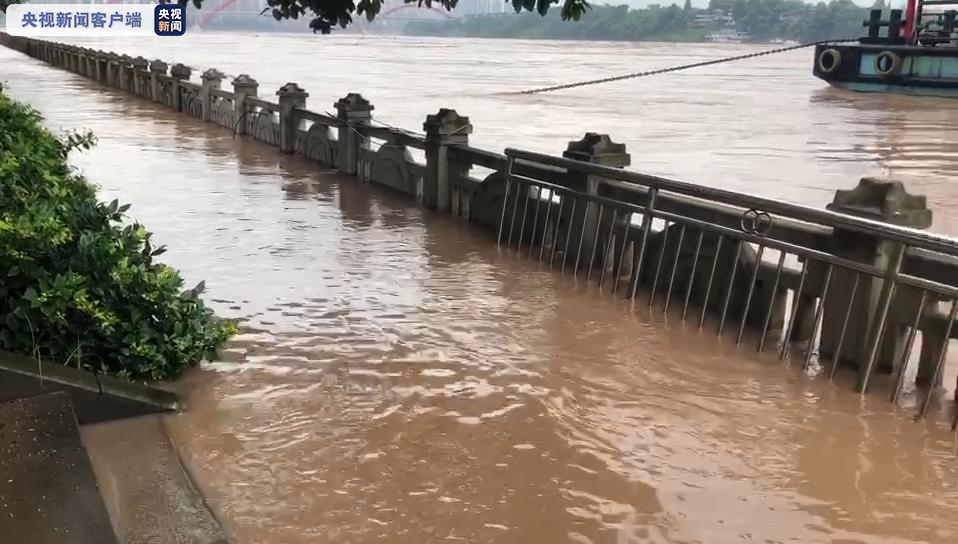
[{"left": 504, "top": 148, "right": 958, "bottom": 257}]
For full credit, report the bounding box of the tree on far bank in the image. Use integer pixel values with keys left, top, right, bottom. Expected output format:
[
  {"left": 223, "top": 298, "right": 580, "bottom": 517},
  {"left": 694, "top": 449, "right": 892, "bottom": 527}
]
[{"left": 154, "top": 0, "right": 591, "bottom": 34}]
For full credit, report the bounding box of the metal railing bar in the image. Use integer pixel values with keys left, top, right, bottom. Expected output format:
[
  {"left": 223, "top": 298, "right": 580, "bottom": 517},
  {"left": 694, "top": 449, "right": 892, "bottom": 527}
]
[
  {"left": 529, "top": 187, "right": 544, "bottom": 259},
  {"left": 497, "top": 158, "right": 514, "bottom": 248},
  {"left": 737, "top": 245, "right": 766, "bottom": 345},
  {"left": 549, "top": 198, "right": 565, "bottom": 267},
  {"left": 599, "top": 210, "right": 618, "bottom": 288},
  {"left": 718, "top": 240, "right": 743, "bottom": 337},
  {"left": 665, "top": 225, "right": 687, "bottom": 314},
  {"left": 630, "top": 188, "right": 659, "bottom": 302},
  {"left": 759, "top": 251, "right": 787, "bottom": 352},
  {"left": 893, "top": 273, "right": 958, "bottom": 300},
  {"left": 780, "top": 260, "right": 810, "bottom": 361},
  {"left": 505, "top": 148, "right": 958, "bottom": 256},
  {"left": 613, "top": 214, "right": 632, "bottom": 296},
  {"left": 650, "top": 208, "right": 885, "bottom": 281},
  {"left": 682, "top": 231, "right": 705, "bottom": 321},
  {"left": 588, "top": 206, "right": 606, "bottom": 282},
  {"left": 574, "top": 201, "right": 588, "bottom": 277},
  {"left": 859, "top": 244, "right": 906, "bottom": 394},
  {"left": 830, "top": 274, "right": 861, "bottom": 380},
  {"left": 517, "top": 182, "right": 532, "bottom": 251},
  {"left": 802, "top": 264, "right": 834, "bottom": 372},
  {"left": 539, "top": 192, "right": 554, "bottom": 263},
  {"left": 700, "top": 234, "right": 724, "bottom": 330},
  {"left": 561, "top": 199, "right": 577, "bottom": 273},
  {"left": 917, "top": 299, "right": 957, "bottom": 419},
  {"left": 509, "top": 173, "right": 648, "bottom": 216},
  {"left": 650, "top": 222, "right": 671, "bottom": 308},
  {"left": 507, "top": 176, "right": 522, "bottom": 249},
  {"left": 891, "top": 290, "right": 927, "bottom": 404}
]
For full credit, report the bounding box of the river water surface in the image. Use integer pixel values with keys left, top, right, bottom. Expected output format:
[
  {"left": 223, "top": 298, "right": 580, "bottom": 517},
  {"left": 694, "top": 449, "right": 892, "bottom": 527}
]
[{"left": 3, "top": 33, "right": 958, "bottom": 543}]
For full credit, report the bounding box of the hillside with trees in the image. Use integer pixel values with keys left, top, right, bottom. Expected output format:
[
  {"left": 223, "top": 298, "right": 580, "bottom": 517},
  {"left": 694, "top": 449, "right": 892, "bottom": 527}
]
[{"left": 403, "top": 0, "right": 878, "bottom": 44}]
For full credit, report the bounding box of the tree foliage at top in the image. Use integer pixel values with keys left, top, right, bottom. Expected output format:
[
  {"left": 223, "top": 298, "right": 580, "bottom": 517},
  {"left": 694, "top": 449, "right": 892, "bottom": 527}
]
[{"left": 153, "top": 0, "right": 590, "bottom": 34}]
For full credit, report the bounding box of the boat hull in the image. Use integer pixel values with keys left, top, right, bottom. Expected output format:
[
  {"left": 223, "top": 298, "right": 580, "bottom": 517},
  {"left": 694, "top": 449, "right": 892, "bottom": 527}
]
[{"left": 813, "top": 43, "right": 958, "bottom": 97}]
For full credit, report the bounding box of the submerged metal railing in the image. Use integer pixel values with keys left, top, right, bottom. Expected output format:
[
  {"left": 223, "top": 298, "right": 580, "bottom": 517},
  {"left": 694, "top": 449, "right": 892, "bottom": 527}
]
[{"left": 498, "top": 149, "right": 958, "bottom": 427}]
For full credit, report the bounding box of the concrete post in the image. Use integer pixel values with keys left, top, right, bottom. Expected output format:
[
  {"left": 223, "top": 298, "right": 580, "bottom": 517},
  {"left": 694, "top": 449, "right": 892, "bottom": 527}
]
[
  {"left": 334, "top": 93, "right": 373, "bottom": 175},
  {"left": 275, "top": 83, "right": 309, "bottom": 153},
  {"left": 149, "top": 60, "right": 167, "bottom": 103},
  {"left": 169, "top": 63, "right": 191, "bottom": 112},
  {"left": 131, "top": 57, "right": 148, "bottom": 97},
  {"left": 819, "top": 178, "right": 932, "bottom": 378},
  {"left": 200, "top": 68, "right": 225, "bottom": 122},
  {"left": 231, "top": 74, "right": 259, "bottom": 136},
  {"left": 561, "top": 133, "right": 631, "bottom": 274},
  {"left": 423, "top": 109, "right": 472, "bottom": 211}
]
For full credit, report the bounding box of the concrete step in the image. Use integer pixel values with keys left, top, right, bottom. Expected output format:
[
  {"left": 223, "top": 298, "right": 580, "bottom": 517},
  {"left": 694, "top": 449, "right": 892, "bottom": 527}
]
[
  {"left": 0, "top": 392, "right": 119, "bottom": 544},
  {"left": 0, "top": 350, "right": 180, "bottom": 425},
  {"left": 81, "top": 415, "right": 229, "bottom": 544}
]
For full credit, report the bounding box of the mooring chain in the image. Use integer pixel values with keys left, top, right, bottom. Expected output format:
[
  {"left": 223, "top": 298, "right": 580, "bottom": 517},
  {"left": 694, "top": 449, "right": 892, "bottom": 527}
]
[{"left": 509, "top": 38, "right": 858, "bottom": 95}]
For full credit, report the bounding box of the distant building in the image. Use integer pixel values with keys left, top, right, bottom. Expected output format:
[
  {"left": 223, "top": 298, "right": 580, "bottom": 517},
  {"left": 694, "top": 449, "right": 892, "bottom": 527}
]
[{"left": 692, "top": 9, "right": 735, "bottom": 28}]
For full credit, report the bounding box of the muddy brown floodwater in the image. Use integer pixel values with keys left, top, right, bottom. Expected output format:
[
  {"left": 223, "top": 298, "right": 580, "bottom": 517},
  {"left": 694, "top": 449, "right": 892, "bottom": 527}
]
[{"left": 3, "top": 33, "right": 958, "bottom": 543}]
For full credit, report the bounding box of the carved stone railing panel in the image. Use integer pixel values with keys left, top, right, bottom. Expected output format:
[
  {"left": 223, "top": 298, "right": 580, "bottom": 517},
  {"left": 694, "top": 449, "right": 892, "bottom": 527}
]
[
  {"left": 181, "top": 87, "right": 202, "bottom": 119},
  {"left": 358, "top": 143, "right": 422, "bottom": 198},
  {"left": 302, "top": 123, "right": 337, "bottom": 166},
  {"left": 211, "top": 96, "right": 235, "bottom": 130}
]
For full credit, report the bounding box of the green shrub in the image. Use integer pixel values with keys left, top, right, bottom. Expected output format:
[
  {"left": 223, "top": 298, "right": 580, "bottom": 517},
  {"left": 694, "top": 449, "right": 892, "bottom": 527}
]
[{"left": 0, "top": 89, "right": 235, "bottom": 380}]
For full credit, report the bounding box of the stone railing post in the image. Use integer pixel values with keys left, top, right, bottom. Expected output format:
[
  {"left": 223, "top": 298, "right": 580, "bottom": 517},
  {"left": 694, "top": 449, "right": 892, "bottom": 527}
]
[
  {"left": 169, "top": 63, "right": 191, "bottom": 112},
  {"left": 118, "top": 54, "right": 133, "bottom": 92},
  {"left": 423, "top": 109, "right": 472, "bottom": 211},
  {"left": 561, "top": 133, "right": 631, "bottom": 274},
  {"left": 131, "top": 57, "right": 148, "bottom": 96},
  {"left": 231, "top": 74, "right": 258, "bottom": 136},
  {"left": 84, "top": 48, "right": 95, "bottom": 78},
  {"left": 106, "top": 52, "right": 119, "bottom": 87},
  {"left": 200, "top": 68, "right": 225, "bottom": 122},
  {"left": 276, "top": 83, "right": 309, "bottom": 154},
  {"left": 334, "top": 93, "right": 373, "bottom": 175},
  {"left": 819, "top": 178, "right": 932, "bottom": 385},
  {"left": 67, "top": 46, "right": 77, "bottom": 73},
  {"left": 94, "top": 51, "right": 106, "bottom": 84},
  {"left": 149, "top": 59, "right": 167, "bottom": 103}
]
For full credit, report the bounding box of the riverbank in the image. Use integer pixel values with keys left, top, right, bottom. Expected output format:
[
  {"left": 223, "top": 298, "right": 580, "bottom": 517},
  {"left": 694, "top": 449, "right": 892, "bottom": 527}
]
[{"left": 400, "top": 0, "right": 868, "bottom": 44}]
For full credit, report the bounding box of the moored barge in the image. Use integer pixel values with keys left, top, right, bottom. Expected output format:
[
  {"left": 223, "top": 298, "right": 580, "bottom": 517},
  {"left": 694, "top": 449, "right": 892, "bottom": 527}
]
[{"left": 814, "top": 0, "right": 958, "bottom": 96}]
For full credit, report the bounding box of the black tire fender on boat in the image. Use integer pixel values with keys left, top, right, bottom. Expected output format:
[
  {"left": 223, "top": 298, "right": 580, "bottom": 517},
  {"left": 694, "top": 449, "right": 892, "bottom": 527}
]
[
  {"left": 874, "top": 51, "right": 902, "bottom": 78},
  {"left": 817, "top": 48, "right": 842, "bottom": 74}
]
